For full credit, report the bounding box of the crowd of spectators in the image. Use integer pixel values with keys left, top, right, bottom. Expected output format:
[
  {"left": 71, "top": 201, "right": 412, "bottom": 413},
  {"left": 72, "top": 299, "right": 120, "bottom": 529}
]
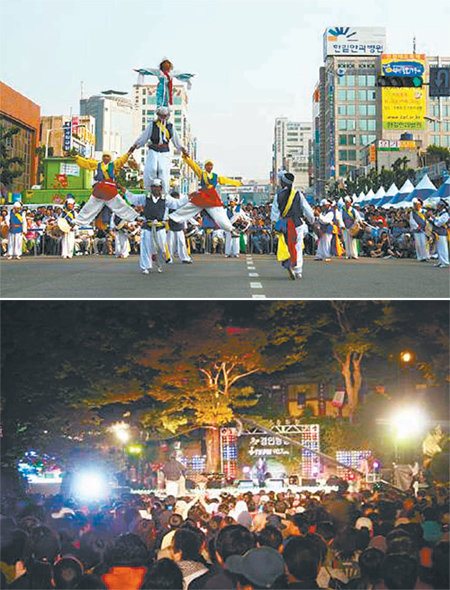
[
  {"left": 1, "top": 481, "right": 448, "bottom": 589},
  {"left": 0, "top": 200, "right": 438, "bottom": 260}
]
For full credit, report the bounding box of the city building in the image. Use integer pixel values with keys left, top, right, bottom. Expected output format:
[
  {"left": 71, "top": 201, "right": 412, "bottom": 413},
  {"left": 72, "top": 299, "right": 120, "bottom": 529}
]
[
  {"left": 426, "top": 56, "right": 450, "bottom": 149},
  {"left": 312, "top": 27, "right": 450, "bottom": 196},
  {"left": 80, "top": 90, "right": 136, "bottom": 156},
  {"left": 40, "top": 115, "right": 96, "bottom": 158},
  {"left": 272, "top": 118, "right": 312, "bottom": 192},
  {"left": 133, "top": 79, "right": 198, "bottom": 194},
  {"left": 0, "top": 82, "right": 40, "bottom": 191}
]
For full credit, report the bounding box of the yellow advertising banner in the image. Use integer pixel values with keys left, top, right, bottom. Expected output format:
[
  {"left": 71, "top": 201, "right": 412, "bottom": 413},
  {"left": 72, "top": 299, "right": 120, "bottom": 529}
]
[{"left": 381, "top": 55, "right": 426, "bottom": 130}]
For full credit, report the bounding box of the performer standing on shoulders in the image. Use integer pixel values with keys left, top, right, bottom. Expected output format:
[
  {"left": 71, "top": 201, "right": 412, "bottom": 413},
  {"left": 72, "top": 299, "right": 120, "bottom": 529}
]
[
  {"left": 125, "top": 179, "right": 188, "bottom": 274},
  {"left": 72, "top": 151, "right": 138, "bottom": 227},
  {"left": 410, "top": 198, "right": 431, "bottom": 262},
  {"left": 430, "top": 200, "right": 449, "bottom": 268},
  {"left": 169, "top": 154, "right": 242, "bottom": 235},
  {"left": 6, "top": 201, "right": 26, "bottom": 260},
  {"left": 129, "top": 106, "right": 187, "bottom": 193},
  {"left": 60, "top": 196, "right": 77, "bottom": 259},
  {"left": 271, "top": 171, "right": 314, "bottom": 280},
  {"left": 135, "top": 57, "right": 195, "bottom": 107}
]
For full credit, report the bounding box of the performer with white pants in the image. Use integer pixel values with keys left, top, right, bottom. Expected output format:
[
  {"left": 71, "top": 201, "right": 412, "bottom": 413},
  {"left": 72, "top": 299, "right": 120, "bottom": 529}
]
[
  {"left": 315, "top": 200, "right": 334, "bottom": 261},
  {"left": 111, "top": 214, "right": 131, "bottom": 259},
  {"left": 431, "top": 200, "right": 449, "bottom": 268},
  {"left": 342, "top": 196, "right": 362, "bottom": 259},
  {"left": 271, "top": 171, "right": 315, "bottom": 280},
  {"left": 60, "top": 197, "right": 77, "bottom": 258},
  {"left": 410, "top": 198, "right": 430, "bottom": 261},
  {"left": 125, "top": 179, "right": 188, "bottom": 274},
  {"left": 162, "top": 454, "right": 186, "bottom": 497},
  {"left": 225, "top": 199, "right": 251, "bottom": 258},
  {"left": 6, "top": 201, "right": 27, "bottom": 259},
  {"left": 167, "top": 192, "right": 192, "bottom": 264},
  {"left": 169, "top": 155, "right": 242, "bottom": 235},
  {"left": 73, "top": 152, "right": 138, "bottom": 226},
  {"left": 129, "top": 106, "right": 187, "bottom": 192}
]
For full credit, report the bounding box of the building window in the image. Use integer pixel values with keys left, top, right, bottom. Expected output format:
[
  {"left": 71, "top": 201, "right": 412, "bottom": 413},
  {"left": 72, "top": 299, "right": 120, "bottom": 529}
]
[
  {"left": 358, "top": 75, "right": 367, "bottom": 86},
  {"left": 347, "top": 120, "right": 356, "bottom": 130},
  {"left": 339, "top": 135, "right": 347, "bottom": 145},
  {"left": 339, "top": 150, "right": 347, "bottom": 160},
  {"left": 359, "top": 105, "right": 368, "bottom": 116},
  {"left": 368, "top": 90, "right": 377, "bottom": 101},
  {"left": 347, "top": 75, "right": 355, "bottom": 87},
  {"left": 339, "top": 165, "right": 347, "bottom": 175},
  {"left": 338, "top": 119, "right": 347, "bottom": 130},
  {"left": 367, "top": 75, "right": 376, "bottom": 86},
  {"left": 359, "top": 90, "right": 367, "bottom": 101},
  {"left": 347, "top": 105, "right": 356, "bottom": 116},
  {"left": 338, "top": 76, "right": 346, "bottom": 86},
  {"left": 347, "top": 90, "right": 356, "bottom": 101},
  {"left": 368, "top": 105, "right": 376, "bottom": 116},
  {"left": 348, "top": 150, "right": 357, "bottom": 161},
  {"left": 368, "top": 119, "right": 377, "bottom": 131},
  {"left": 360, "top": 120, "right": 368, "bottom": 131},
  {"left": 338, "top": 105, "right": 346, "bottom": 115},
  {"left": 338, "top": 90, "right": 346, "bottom": 101}
]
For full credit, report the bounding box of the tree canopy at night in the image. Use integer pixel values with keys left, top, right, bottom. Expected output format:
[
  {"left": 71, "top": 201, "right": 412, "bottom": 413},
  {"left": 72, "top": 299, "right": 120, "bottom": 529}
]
[{"left": 1, "top": 301, "right": 448, "bottom": 468}]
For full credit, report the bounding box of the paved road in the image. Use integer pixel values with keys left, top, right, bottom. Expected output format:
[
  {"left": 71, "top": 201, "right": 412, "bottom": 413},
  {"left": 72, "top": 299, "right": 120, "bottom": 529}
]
[{"left": 1, "top": 254, "right": 448, "bottom": 299}]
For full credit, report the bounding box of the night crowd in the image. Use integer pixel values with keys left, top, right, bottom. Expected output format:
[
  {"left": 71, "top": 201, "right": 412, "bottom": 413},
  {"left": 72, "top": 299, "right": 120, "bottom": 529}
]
[
  {"left": 0, "top": 201, "right": 434, "bottom": 260},
  {"left": 1, "top": 481, "right": 448, "bottom": 590}
]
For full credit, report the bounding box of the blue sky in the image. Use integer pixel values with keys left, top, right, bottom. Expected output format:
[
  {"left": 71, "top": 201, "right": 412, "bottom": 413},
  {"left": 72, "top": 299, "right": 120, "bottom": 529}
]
[{"left": 2, "top": 0, "right": 449, "bottom": 178}]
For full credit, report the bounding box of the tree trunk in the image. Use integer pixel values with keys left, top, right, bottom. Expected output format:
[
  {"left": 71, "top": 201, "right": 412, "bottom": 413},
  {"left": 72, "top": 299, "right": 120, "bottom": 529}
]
[
  {"left": 205, "top": 427, "right": 220, "bottom": 473},
  {"left": 341, "top": 353, "right": 357, "bottom": 422}
]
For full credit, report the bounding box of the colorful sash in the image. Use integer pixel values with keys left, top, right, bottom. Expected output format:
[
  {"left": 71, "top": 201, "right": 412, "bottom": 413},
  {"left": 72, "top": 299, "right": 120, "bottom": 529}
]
[
  {"left": 201, "top": 171, "right": 218, "bottom": 189},
  {"left": 156, "top": 120, "right": 170, "bottom": 142},
  {"left": 162, "top": 69, "right": 173, "bottom": 105},
  {"left": 276, "top": 187, "right": 297, "bottom": 264}
]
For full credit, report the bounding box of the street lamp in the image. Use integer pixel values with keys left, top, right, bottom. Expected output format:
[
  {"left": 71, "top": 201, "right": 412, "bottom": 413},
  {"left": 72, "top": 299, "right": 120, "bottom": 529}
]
[
  {"left": 111, "top": 422, "right": 130, "bottom": 443},
  {"left": 400, "top": 351, "right": 413, "bottom": 364},
  {"left": 390, "top": 406, "right": 427, "bottom": 462}
]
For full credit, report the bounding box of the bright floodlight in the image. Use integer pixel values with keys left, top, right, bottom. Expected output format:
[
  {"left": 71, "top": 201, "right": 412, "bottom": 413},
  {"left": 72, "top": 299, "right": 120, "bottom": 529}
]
[
  {"left": 400, "top": 351, "right": 413, "bottom": 363},
  {"left": 391, "top": 407, "right": 426, "bottom": 439},
  {"left": 111, "top": 422, "right": 130, "bottom": 443},
  {"left": 72, "top": 471, "right": 107, "bottom": 501}
]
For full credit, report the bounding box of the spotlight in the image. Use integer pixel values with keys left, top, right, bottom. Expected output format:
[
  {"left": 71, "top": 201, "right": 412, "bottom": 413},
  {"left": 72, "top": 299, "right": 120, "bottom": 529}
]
[
  {"left": 390, "top": 407, "right": 426, "bottom": 439},
  {"left": 72, "top": 470, "right": 108, "bottom": 502}
]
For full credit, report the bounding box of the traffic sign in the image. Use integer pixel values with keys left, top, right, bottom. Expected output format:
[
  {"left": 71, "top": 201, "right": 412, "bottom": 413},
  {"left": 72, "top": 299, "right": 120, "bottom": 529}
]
[{"left": 429, "top": 67, "right": 450, "bottom": 97}]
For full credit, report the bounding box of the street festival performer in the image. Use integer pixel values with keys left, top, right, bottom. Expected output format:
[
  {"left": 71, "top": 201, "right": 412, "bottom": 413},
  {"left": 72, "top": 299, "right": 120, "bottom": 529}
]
[
  {"left": 125, "top": 178, "right": 188, "bottom": 274},
  {"left": 169, "top": 154, "right": 243, "bottom": 236},
  {"left": 134, "top": 57, "right": 195, "bottom": 107},
  {"left": 271, "top": 171, "right": 314, "bottom": 280},
  {"left": 129, "top": 106, "right": 187, "bottom": 193},
  {"left": 71, "top": 151, "right": 138, "bottom": 227},
  {"left": 59, "top": 196, "right": 77, "bottom": 259}
]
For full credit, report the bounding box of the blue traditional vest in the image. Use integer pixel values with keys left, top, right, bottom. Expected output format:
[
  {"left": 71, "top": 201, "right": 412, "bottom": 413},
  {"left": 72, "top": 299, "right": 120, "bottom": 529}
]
[
  {"left": 200, "top": 172, "right": 218, "bottom": 190},
  {"left": 9, "top": 210, "right": 24, "bottom": 234},
  {"left": 412, "top": 210, "right": 427, "bottom": 232},
  {"left": 94, "top": 161, "right": 115, "bottom": 182},
  {"left": 62, "top": 207, "right": 76, "bottom": 224},
  {"left": 342, "top": 207, "right": 356, "bottom": 229}
]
